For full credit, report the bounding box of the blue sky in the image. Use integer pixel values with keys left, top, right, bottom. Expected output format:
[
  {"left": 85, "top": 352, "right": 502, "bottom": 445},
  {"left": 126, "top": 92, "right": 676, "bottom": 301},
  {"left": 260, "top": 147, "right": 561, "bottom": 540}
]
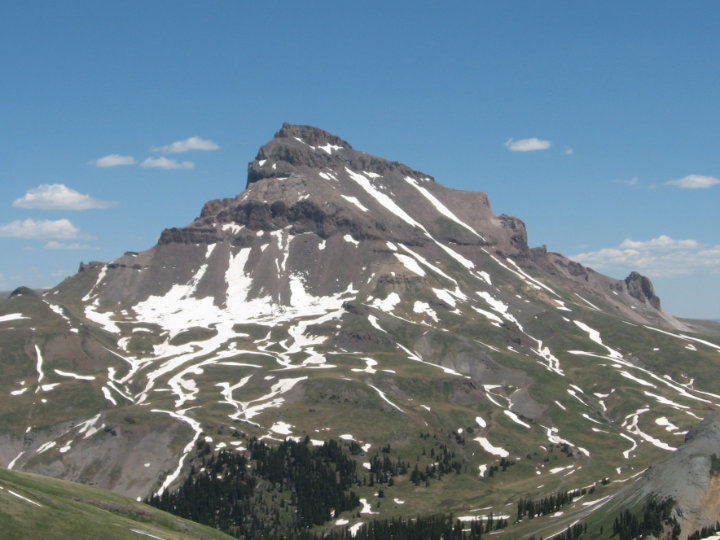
[{"left": 1, "top": 2, "right": 718, "bottom": 318}]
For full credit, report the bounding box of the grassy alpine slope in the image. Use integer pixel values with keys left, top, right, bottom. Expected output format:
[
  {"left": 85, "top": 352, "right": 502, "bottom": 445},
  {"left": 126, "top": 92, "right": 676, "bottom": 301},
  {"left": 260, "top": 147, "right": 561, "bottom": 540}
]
[{"left": 0, "top": 467, "right": 234, "bottom": 540}]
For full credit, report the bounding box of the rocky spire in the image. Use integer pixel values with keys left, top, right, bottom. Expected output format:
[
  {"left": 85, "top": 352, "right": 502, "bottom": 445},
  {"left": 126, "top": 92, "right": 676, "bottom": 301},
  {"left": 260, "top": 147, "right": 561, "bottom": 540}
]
[{"left": 625, "top": 271, "right": 661, "bottom": 309}]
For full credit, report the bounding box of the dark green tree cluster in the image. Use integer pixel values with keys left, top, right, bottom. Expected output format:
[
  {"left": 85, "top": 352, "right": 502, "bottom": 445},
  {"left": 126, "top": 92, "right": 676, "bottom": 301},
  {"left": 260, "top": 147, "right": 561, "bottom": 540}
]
[
  {"left": 146, "top": 436, "right": 361, "bottom": 537},
  {"left": 554, "top": 522, "right": 586, "bottom": 540},
  {"left": 303, "top": 514, "right": 486, "bottom": 539},
  {"left": 486, "top": 457, "right": 515, "bottom": 478},
  {"left": 516, "top": 489, "right": 580, "bottom": 520},
  {"left": 408, "top": 442, "right": 464, "bottom": 486},
  {"left": 146, "top": 444, "right": 257, "bottom": 536},
  {"left": 482, "top": 512, "right": 508, "bottom": 532},
  {"left": 611, "top": 497, "right": 680, "bottom": 540},
  {"left": 367, "top": 452, "right": 410, "bottom": 484},
  {"left": 248, "top": 437, "right": 359, "bottom": 527}
]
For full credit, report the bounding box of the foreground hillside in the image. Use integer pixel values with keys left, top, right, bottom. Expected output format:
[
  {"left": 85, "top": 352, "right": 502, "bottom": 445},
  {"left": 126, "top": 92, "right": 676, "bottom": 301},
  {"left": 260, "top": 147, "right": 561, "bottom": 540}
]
[
  {"left": 0, "top": 467, "right": 233, "bottom": 540},
  {"left": 2, "top": 124, "right": 720, "bottom": 537}
]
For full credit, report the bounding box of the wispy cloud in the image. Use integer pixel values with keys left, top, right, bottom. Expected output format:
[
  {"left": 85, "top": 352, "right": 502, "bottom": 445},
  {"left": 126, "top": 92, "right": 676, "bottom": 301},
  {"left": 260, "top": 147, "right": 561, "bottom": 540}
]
[
  {"left": 564, "top": 147, "right": 574, "bottom": 156},
  {"left": 504, "top": 137, "right": 552, "bottom": 152},
  {"left": 665, "top": 174, "right": 719, "bottom": 189},
  {"left": 0, "top": 218, "right": 79, "bottom": 239},
  {"left": 13, "top": 184, "right": 116, "bottom": 210},
  {"left": 616, "top": 177, "right": 639, "bottom": 186},
  {"left": 89, "top": 154, "right": 137, "bottom": 167},
  {"left": 619, "top": 236, "right": 698, "bottom": 251},
  {"left": 152, "top": 136, "right": 219, "bottom": 154},
  {"left": 572, "top": 235, "right": 720, "bottom": 278},
  {"left": 44, "top": 241, "right": 93, "bottom": 250},
  {"left": 141, "top": 157, "right": 195, "bottom": 170}
]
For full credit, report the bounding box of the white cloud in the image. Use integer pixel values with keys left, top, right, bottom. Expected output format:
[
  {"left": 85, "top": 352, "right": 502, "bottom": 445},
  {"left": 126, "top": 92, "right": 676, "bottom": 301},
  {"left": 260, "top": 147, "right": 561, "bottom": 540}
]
[
  {"left": 0, "top": 218, "right": 79, "bottom": 239},
  {"left": 616, "top": 177, "right": 639, "bottom": 186},
  {"left": 504, "top": 137, "right": 552, "bottom": 152},
  {"left": 44, "top": 241, "right": 92, "bottom": 250},
  {"left": 13, "top": 184, "right": 116, "bottom": 210},
  {"left": 665, "top": 174, "right": 719, "bottom": 189},
  {"left": 619, "top": 235, "right": 698, "bottom": 251},
  {"left": 141, "top": 157, "right": 195, "bottom": 170},
  {"left": 572, "top": 235, "right": 720, "bottom": 278},
  {"left": 89, "top": 154, "right": 137, "bottom": 167},
  {"left": 564, "top": 147, "right": 574, "bottom": 155},
  {"left": 152, "top": 136, "right": 219, "bottom": 154}
]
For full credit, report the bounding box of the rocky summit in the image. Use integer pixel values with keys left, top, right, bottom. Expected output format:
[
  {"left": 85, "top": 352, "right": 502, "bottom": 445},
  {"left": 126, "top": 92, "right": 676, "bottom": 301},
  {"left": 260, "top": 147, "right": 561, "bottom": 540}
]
[{"left": 2, "top": 124, "right": 720, "bottom": 537}]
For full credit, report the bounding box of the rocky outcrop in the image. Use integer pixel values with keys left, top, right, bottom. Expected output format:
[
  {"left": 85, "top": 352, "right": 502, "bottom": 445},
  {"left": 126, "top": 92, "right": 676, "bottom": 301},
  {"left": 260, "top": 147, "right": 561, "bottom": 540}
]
[
  {"left": 157, "top": 226, "right": 223, "bottom": 246},
  {"left": 78, "top": 261, "right": 107, "bottom": 272},
  {"left": 247, "top": 123, "right": 431, "bottom": 187},
  {"left": 217, "top": 199, "right": 385, "bottom": 240},
  {"left": 9, "top": 286, "right": 37, "bottom": 297},
  {"left": 625, "top": 271, "right": 661, "bottom": 309},
  {"left": 607, "top": 411, "right": 720, "bottom": 537},
  {"left": 498, "top": 214, "right": 530, "bottom": 256}
]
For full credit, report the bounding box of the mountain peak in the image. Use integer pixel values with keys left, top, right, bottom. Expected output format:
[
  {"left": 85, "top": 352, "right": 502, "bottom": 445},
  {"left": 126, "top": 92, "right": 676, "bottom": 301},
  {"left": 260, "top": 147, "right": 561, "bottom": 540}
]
[
  {"left": 247, "top": 123, "right": 432, "bottom": 187},
  {"left": 275, "top": 123, "right": 352, "bottom": 149}
]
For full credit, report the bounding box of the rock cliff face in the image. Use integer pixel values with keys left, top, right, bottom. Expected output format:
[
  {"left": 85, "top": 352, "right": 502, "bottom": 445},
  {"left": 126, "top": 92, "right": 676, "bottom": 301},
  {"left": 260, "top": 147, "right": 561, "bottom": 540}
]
[
  {"left": 625, "top": 271, "right": 662, "bottom": 310},
  {"left": 147, "top": 123, "right": 672, "bottom": 327},
  {"left": 607, "top": 411, "right": 720, "bottom": 537},
  {"left": 246, "top": 123, "right": 428, "bottom": 186}
]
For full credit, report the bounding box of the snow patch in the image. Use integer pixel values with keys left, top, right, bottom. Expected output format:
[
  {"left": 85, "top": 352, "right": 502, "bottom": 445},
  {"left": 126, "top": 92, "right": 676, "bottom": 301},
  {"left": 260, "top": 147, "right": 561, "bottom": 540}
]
[
  {"left": 0, "top": 486, "right": 43, "bottom": 507},
  {"left": 433, "top": 288, "right": 457, "bottom": 308},
  {"left": 504, "top": 410, "right": 531, "bottom": 429},
  {"left": 394, "top": 253, "right": 426, "bottom": 276},
  {"left": 368, "top": 384, "right": 405, "bottom": 413},
  {"left": 367, "top": 314, "right": 386, "bottom": 333},
  {"left": 371, "top": 292, "right": 401, "bottom": 312},
  {"left": 222, "top": 223, "right": 243, "bottom": 235},
  {"left": 574, "top": 320, "right": 623, "bottom": 359},
  {"left": 152, "top": 409, "right": 204, "bottom": 497},
  {"left": 54, "top": 369, "right": 95, "bottom": 381},
  {"left": 359, "top": 498, "right": 377, "bottom": 515},
  {"left": 341, "top": 195, "right": 368, "bottom": 212},
  {"left": 352, "top": 357, "right": 378, "bottom": 374},
  {"left": 403, "top": 175, "right": 483, "bottom": 239},
  {"left": 474, "top": 436, "right": 509, "bottom": 457},
  {"left": 345, "top": 168, "right": 426, "bottom": 231},
  {"left": 270, "top": 421, "right": 294, "bottom": 435},
  {"left": 655, "top": 417, "right": 679, "bottom": 432},
  {"left": 316, "top": 143, "right": 343, "bottom": 154},
  {"left": 413, "top": 301, "right": 438, "bottom": 322},
  {"left": 343, "top": 234, "right": 359, "bottom": 247}
]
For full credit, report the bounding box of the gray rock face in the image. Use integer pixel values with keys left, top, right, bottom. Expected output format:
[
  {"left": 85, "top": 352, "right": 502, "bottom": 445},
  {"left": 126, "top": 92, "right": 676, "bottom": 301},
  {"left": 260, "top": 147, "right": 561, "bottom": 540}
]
[
  {"left": 625, "top": 271, "right": 661, "bottom": 310},
  {"left": 157, "top": 226, "right": 223, "bottom": 245},
  {"left": 608, "top": 411, "right": 720, "bottom": 536},
  {"left": 74, "top": 123, "right": 680, "bottom": 331},
  {"left": 247, "top": 123, "right": 429, "bottom": 187}
]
